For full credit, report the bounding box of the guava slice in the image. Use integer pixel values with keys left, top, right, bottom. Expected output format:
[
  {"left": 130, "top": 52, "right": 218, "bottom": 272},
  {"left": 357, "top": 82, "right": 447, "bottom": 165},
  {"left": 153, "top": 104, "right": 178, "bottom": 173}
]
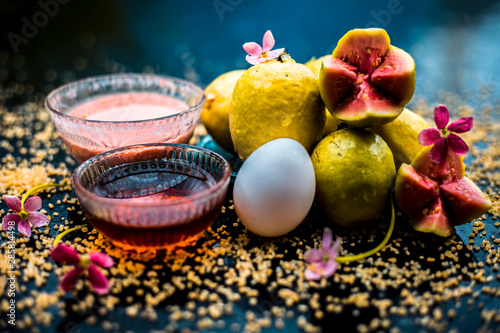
[
  {"left": 394, "top": 163, "right": 440, "bottom": 219},
  {"left": 410, "top": 196, "right": 454, "bottom": 237},
  {"left": 411, "top": 146, "right": 465, "bottom": 185},
  {"left": 395, "top": 146, "right": 492, "bottom": 237},
  {"left": 440, "top": 177, "right": 493, "bottom": 226},
  {"left": 319, "top": 28, "right": 416, "bottom": 128}
]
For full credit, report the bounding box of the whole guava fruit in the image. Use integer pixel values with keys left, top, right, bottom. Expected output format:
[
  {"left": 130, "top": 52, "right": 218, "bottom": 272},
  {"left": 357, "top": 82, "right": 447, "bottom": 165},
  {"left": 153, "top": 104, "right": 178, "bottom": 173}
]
[
  {"left": 230, "top": 54, "right": 325, "bottom": 160},
  {"left": 319, "top": 28, "right": 416, "bottom": 128},
  {"left": 201, "top": 70, "right": 245, "bottom": 152},
  {"left": 395, "top": 146, "right": 492, "bottom": 237},
  {"left": 312, "top": 128, "right": 396, "bottom": 227},
  {"left": 370, "top": 108, "right": 429, "bottom": 168}
]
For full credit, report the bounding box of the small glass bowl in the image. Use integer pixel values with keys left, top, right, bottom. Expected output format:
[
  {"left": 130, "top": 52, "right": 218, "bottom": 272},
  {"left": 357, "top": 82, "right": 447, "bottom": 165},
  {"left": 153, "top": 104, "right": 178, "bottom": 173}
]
[
  {"left": 45, "top": 73, "right": 205, "bottom": 163},
  {"left": 72, "top": 143, "right": 231, "bottom": 249}
]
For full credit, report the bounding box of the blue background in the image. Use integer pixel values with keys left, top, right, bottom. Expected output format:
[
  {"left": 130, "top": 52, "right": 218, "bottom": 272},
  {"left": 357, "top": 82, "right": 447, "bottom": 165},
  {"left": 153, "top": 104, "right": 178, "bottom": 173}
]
[{"left": 1, "top": 0, "right": 499, "bottom": 110}]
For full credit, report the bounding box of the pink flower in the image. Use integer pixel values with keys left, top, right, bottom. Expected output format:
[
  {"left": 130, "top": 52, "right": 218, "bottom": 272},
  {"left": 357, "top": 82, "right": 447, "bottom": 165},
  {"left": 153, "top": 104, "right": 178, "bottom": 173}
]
[
  {"left": 2, "top": 195, "right": 49, "bottom": 237},
  {"left": 243, "top": 30, "right": 285, "bottom": 65},
  {"left": 51, "top": 244, "right": 113, "bottom": 294},
  {"left": 418, "top": 104, "right": 473, "bottom": 164},
  {"left": 304, "top": 228, "right": 342, "bottom": 280}
]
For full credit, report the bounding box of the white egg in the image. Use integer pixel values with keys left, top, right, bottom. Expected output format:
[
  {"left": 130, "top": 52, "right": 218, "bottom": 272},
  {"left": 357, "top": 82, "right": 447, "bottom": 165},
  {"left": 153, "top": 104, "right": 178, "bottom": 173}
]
[{"left": 233, "top": 138, "right": 316, "bottom": 237}]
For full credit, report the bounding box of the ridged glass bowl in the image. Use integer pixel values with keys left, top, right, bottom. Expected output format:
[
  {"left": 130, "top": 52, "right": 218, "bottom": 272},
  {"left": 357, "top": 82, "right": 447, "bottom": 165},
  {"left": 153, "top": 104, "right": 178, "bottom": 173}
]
[
  {"left": 72, "top": 143, "right": 231, "bottom": 249},
  {"left": 45, "top": 73, "right": 205, "bottom": 163}
]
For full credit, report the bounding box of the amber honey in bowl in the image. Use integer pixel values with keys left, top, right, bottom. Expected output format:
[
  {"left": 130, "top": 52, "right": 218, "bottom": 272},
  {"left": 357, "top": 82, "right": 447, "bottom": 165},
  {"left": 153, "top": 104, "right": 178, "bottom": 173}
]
[{"left": 73, "top": 144, "right": 231, "bottom": 249}]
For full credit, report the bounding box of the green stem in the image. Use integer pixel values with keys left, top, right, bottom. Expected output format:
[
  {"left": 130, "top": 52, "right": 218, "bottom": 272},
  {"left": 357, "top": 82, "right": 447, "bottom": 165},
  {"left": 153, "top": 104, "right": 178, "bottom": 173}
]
[
  {"left": 21, "top": 183, "right": 65, "bottom": 206},
  {"left": 336, "top": 200, "right": 395, "bottom": 264},
  {"left": 53, "top": 224, "right": 87, "bottom": 246}
]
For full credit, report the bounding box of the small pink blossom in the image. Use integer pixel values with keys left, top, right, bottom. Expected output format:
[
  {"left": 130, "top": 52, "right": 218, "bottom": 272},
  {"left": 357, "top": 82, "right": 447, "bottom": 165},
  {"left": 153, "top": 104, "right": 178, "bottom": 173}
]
[
  {"left": 304, "top": 228, "right": 342, "bottom": 280},
  {"left": 243, "top": 30, "right": 285, "bottom": 65},
  {"left": 2, "top": 195, "right": 49, "bottom": 237},
  {"left": 51, "top": 244, "right": 113, "bottom": 294},
  {"left": 418, "top": 104, "right": 473, "bottom": 164}
]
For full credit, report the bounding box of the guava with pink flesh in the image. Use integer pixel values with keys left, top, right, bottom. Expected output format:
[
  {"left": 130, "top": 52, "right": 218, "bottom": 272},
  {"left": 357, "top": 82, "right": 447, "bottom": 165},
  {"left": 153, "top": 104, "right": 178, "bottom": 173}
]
[
  {"left": 319, "top": 28, "right": 416, "bottom": 128},
  {"left": 410, "top": 196, "right": 454, "bottom": 237},
  {"left": 394, "top": 164, "right": 440, "bottom": 219},
  {"left": 440, "top": 177, "right": 492, "bottom": 226},
  {"left": 395, "top": 146, "right": 492, "bottom": 237}
]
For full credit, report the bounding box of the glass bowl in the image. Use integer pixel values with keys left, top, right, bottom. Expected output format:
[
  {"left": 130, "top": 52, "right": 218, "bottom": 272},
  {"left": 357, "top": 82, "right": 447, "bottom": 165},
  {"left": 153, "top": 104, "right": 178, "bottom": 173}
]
[
  {"left": 45, "top": 73, "right": 205, "bottom": 163},
  {"left": 72, "top": 143, "right": 231, "bottom": 249}
]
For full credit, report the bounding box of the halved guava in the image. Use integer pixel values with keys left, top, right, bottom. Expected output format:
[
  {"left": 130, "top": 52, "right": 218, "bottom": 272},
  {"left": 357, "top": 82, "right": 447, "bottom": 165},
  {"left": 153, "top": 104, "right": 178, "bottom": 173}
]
[
  {"left": 411, "top": 146, "right": 465, "bottom": 185},
  {"left": 410, "top": 196, "right": 454, "bottom": 237},
  {"left": 394, "top": 163, "right": 440, "bottom": 219},
  {"left": 395, "top": 146, "right": 492, "bottom": 237},
  {"left": 440, "top": 177, "right": 492, "bottom": 226},
  {"left": 319, "top": 28, "right": 416, "bottom": 128}
]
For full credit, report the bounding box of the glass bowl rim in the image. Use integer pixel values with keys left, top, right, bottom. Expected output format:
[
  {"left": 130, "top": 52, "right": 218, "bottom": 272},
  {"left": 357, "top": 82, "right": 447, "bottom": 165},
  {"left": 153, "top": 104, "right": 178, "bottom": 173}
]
[
  {"left": 44, "top": 73, "right": 205, "bottom": 125},
  {"left": 72, "top": 143, "right": 231, "bottom": 208}
]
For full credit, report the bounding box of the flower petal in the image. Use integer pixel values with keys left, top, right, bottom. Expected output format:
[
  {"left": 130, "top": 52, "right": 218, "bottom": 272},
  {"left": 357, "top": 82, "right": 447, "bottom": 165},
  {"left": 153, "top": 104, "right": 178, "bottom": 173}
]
[
  {"left": 88, "top": 264, "right": 110, "bottom": 294},
  {"left": 246, "top": 55, "right": 262, "bottom": 65},
  {"left": 418, "top": 128, "right": 441, "bottom": 146},
  {"left": 326, "top": 241, "right": 341, "bottom": 261},
  {"left": 332, "top": 237, "right": 342, "bottom": 257},
  {"left": 304, "top": 248, "right": 322, "bottom": 263},
  {"left": 51, "top": 244, "right": 81, "bottom": 265},
  {"left": 321, "top": 260, "right": 337, "bottom": 278},
  {"left": 447, "top": 133, "right": 469, "bottom": 156},
  {"left": 434, "top": 105, "right": 449, "bottom": 130},
  {"left": 4, "top": 196, "right": 22, "bottom": 212},
  {"left": 429, "top": 137, "right": 448, "bottom": 164},
  {"left": 262, "top": 30, "right": 275, "bottom": 52},
  {"left": 2, "top": 214, "right": 21, "bottom": 230},
  {"left": 448, "top": 117, "right": 473, "bottom": 133},
  {"left": 61, "top": 266, "right": 84, "bottom": 292},
  {"left": 305, "top": 265, "right": 321, "bottom": 281},
  {"left": 24, "top": 196, "right": 42, "bottom": 212},
  {"left": 264, "top": 48, "right": 285, "bottom": 61},
  {"left": 17, "top": 219, "right": 31, "bottom": 237},
  {"left": 321, "top": 227, "right": 333, "bottom": 251},
  {"left": 242, "top": 42, "right": 262, "bottom": 56},
  {"left": 28, "top": 212, "right": 50, "bottom": 227},
  {"left": 90, "top": 252, "right": 114, "bottom": 268}
]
